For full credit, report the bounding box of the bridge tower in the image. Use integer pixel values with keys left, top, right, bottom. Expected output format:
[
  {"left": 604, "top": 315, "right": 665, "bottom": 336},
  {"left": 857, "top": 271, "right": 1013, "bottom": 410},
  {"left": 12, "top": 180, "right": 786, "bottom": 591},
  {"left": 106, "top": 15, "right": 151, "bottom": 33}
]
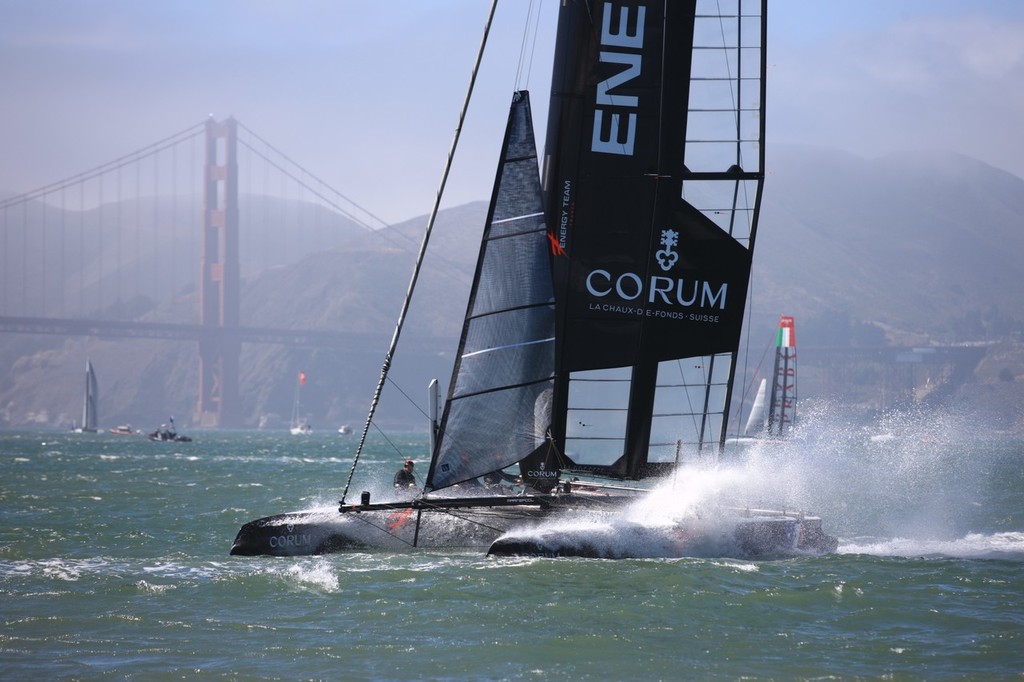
[{"left": 194, "top": 117, "right": 241, "bottom": 428}]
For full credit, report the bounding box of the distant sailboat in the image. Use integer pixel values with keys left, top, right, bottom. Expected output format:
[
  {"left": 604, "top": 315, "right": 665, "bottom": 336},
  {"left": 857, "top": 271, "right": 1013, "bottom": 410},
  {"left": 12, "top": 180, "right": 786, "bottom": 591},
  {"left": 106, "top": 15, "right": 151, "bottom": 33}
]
[
  {"left": 72, "top": 360, "right": 98, "bottom": 433},
  {"left": 731, "top": 316, "right": 798, "bottom": 444},
  {"left": 767, "top": 316, "right": 798, "bottom": 437},
  {"left": 290, "top": 371, "right": 311, "bottom": 435}
]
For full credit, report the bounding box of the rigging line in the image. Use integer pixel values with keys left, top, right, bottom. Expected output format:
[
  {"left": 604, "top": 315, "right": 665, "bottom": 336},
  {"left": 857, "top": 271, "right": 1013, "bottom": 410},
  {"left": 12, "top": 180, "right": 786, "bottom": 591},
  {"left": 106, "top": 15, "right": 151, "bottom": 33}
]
[
  {"left": 514, "top": 0, "right": 540, "bottom": 90},
  {"left": 344, "top": 512, "right": 420, "bottom": 548},
  {"left": 524, "top": 0, "right": 545, "bottom": 89},
  {"left": 340, "top": 0, "right": 501, "bottom": 506},
  {"left": 732, "top": 327, "right": 773, "bottom": 437},
  {"left": 673, "top": 356, "right": 705, "bottom": 444},
  {"left": 371, "top": 419, "right": 418, "bottom": 463},
  {"left": 417, "top": 491, "right": 555, "bottom": 526},
  {"left": 413, "top": 504, "right": 511, "bottom": 535},
  {"left": 383, "top": 375, "right": 433, "bottom": 424},
  {"left": 733, "top": 268, "right": 759, "bottom": 436}
]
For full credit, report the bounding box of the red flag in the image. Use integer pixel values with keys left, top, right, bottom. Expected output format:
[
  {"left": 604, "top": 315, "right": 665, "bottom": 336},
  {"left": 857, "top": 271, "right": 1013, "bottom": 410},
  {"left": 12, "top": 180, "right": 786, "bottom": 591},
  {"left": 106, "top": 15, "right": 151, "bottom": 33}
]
[{"left": 299, "top": 371, "right": 306, "bottom": 385}]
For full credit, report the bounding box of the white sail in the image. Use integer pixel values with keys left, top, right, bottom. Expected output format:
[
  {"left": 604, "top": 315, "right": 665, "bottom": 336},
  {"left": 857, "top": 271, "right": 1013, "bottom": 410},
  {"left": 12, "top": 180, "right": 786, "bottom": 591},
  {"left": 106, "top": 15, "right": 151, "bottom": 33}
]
[{"left": 743, "top": 379, "right": 768, "bottom": 437}]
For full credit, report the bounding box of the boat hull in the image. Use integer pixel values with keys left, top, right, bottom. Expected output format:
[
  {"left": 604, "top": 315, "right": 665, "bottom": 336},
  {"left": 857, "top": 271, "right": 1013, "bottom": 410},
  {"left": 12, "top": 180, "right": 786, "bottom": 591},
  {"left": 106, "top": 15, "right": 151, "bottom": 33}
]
[
  {"left": 230, "top": 498, "right": 565, "bottom": 556},
  {"left": 486, "top": 511, "right": 838, "bottom": 559},
  {"left": 230, "top": 496, "right": 837, "bottom": 559}
]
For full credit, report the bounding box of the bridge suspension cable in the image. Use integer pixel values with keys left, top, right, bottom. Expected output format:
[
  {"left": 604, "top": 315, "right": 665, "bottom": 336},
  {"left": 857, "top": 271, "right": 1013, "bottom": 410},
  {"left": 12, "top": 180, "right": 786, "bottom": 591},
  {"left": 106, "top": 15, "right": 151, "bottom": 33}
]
[
  {"left": 0, "top": 121, "right": 207, "bottom": 212},
  {"left": 235, "top": 121, "right": 388, "bottom": 233}
]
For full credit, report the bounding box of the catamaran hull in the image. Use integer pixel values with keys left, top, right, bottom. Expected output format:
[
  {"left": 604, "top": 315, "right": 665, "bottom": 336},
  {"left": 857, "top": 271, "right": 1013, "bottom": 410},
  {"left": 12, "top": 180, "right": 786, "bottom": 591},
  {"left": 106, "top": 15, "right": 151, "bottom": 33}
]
[
  {"left": 230, "top": 499, "right": 837, "bottom": 559},
  {"left": 486, "top": 513, "right": 838, "bottom": 560},
  {"left": 230, "top": 504, "right": 558, "bottom": 556}
]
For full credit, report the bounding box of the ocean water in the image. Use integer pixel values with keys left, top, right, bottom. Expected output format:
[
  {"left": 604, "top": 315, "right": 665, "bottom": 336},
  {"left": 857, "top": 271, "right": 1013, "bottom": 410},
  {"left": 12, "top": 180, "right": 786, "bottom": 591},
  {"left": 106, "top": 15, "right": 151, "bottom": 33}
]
[{"left": 2, "top": 411, "right": 1022, "bottom": 680}]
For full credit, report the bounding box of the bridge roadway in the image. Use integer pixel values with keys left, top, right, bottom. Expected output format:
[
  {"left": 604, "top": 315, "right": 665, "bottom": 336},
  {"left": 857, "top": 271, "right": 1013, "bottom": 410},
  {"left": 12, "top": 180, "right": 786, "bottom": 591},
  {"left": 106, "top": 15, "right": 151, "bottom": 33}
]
[{"left": 0, "top": 315, "right": 449, "bottom": 353}]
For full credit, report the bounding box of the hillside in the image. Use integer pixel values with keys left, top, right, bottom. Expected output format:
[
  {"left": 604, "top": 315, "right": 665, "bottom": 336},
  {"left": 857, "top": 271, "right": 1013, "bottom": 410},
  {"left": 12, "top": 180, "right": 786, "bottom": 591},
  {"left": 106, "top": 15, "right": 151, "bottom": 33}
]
[
  {"left": 755, "top": 145, "right": 1024, "bottom": 343},
  {"left": 1, "top": 147, "right": 1022, "bottom": 433}
]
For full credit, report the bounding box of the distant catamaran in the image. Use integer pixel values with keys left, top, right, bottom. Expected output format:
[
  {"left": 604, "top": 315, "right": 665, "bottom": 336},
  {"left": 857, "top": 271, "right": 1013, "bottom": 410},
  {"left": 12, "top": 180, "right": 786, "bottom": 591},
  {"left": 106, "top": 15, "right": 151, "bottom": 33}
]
[
  {"left": 767, "top": 315, "right": 798, "bottom": 436},
  {"left": 737, "top": 316, "right": 799, "bottom": 441},
  {"left": 72, "top": 360, "right": 98, "bottom": 433}
]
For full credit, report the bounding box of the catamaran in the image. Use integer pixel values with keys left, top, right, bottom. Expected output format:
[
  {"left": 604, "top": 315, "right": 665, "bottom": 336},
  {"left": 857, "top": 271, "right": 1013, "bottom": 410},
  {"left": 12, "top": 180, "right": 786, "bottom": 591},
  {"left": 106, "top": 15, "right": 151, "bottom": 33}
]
[
  {"left": 231, "top": 0, "right": 835, "bottom": 559},
  {"left": 72, "top": 359, "right": 98, "bottom": 433},
  {"left": 729, "top": 315, "right": 798, "bottom": 444}
]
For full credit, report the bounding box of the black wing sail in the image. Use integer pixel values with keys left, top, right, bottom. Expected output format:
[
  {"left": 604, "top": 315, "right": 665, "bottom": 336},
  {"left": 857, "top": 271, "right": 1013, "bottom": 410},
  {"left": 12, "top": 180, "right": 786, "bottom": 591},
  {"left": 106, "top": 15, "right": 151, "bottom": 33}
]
[
  {"left": 542, "top": 1, "right": 767, "bottom": 477},
  {"left": 425, "top": 92, "right": 556, "bottom": 493}
]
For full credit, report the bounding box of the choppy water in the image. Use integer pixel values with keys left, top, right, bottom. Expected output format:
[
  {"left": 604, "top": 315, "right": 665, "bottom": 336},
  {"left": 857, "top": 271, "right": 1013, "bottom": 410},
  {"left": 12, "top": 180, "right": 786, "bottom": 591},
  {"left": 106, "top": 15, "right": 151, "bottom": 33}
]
[{"left": 2, "top": 410, "right": 1022, "bottom": 680}]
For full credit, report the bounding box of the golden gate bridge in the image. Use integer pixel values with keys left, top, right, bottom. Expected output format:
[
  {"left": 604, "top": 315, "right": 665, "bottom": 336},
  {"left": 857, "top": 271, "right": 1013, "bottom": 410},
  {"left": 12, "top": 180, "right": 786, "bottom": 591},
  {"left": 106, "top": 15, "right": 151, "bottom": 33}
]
[{"left": 0, "top": 117, "right": 407, "bottom": 428}]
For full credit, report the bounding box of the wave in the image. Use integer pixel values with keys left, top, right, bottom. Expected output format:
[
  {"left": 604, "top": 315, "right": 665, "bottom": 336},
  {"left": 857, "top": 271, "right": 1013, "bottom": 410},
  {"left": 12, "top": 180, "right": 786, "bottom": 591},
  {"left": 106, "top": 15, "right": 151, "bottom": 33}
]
[{"left": 840, "top": 531, "right": 1024, "bottom": 561}]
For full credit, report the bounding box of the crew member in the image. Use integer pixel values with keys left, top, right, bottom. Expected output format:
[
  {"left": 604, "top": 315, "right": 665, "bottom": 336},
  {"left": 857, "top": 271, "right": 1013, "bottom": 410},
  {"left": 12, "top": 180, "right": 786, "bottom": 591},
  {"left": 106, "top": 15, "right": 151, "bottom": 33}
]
[{"left": 394, "top": 459, "right": 417, "bottom": 488}]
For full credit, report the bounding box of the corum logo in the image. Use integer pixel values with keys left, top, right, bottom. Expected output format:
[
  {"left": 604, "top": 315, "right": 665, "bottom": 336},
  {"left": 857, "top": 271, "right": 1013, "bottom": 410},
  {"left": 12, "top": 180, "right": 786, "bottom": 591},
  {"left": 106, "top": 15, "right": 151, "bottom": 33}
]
[
  {"left": 655, "top": 229, "right": 679, "bottom": 271},
  {"left": 585, "top": 230, "right": 729, "bottom": 311}
]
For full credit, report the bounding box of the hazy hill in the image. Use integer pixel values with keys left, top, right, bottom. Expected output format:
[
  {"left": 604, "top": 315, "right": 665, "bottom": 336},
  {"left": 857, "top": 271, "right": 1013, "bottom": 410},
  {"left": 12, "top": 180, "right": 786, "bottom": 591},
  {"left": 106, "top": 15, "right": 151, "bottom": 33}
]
[
  {"left": 1, "top": 146, "right": 1022, "bottom": 432},
  {"left": 755, "top": 145, "right": 1024, "bottom": 343}
]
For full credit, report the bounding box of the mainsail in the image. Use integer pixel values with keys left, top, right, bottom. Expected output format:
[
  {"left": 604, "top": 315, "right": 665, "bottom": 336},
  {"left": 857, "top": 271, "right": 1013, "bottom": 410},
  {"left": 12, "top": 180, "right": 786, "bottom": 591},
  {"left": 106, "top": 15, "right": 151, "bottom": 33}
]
[
  {"left": 542, "top": 0, "right": 766, "bottom": 478},
  {"left": 425, "top": 92, "right": 556, "bottom": 492}
]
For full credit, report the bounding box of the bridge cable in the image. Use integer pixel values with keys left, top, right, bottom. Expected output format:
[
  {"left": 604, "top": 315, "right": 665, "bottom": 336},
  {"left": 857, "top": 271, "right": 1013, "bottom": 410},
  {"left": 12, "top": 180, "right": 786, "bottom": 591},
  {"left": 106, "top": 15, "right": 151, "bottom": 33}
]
[{"left": 0, "top": 121, "right": 205, "bottom": 211}]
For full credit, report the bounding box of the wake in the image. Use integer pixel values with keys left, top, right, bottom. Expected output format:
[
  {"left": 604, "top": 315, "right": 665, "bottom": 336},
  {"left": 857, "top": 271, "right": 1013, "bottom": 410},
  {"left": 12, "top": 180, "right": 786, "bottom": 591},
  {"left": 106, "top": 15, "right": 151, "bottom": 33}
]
[
  {"left": 492, "top": 402, "right": 1021, "bottom": 560},
  {"left": 840, "top": 532, "right": 1024, "bottom": 561}
]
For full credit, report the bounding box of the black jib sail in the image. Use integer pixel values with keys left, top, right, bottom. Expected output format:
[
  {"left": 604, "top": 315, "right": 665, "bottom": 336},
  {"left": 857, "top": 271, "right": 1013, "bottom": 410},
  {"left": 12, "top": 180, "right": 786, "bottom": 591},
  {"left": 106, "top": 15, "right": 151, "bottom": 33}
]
[
  {"left": 425, "top": 91, "right": 557, "bottom": 493},
  {"left": 542, "top": 0, "right": 766, "bottom": 479}
]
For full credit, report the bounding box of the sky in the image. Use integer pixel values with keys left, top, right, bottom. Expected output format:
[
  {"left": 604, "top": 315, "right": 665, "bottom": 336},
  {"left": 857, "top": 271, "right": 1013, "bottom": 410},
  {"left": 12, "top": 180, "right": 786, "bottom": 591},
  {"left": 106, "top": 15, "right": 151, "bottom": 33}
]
[{"left": 2, "top": 1, "right": 1023, "bottom": 226}]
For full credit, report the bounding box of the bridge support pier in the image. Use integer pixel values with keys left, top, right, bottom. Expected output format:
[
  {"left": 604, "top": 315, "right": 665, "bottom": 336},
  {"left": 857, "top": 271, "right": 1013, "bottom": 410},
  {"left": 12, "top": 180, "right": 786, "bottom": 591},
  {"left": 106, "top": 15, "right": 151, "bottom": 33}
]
[{"left": 195, "top": 117, "right": 241, "bottom": 428}]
